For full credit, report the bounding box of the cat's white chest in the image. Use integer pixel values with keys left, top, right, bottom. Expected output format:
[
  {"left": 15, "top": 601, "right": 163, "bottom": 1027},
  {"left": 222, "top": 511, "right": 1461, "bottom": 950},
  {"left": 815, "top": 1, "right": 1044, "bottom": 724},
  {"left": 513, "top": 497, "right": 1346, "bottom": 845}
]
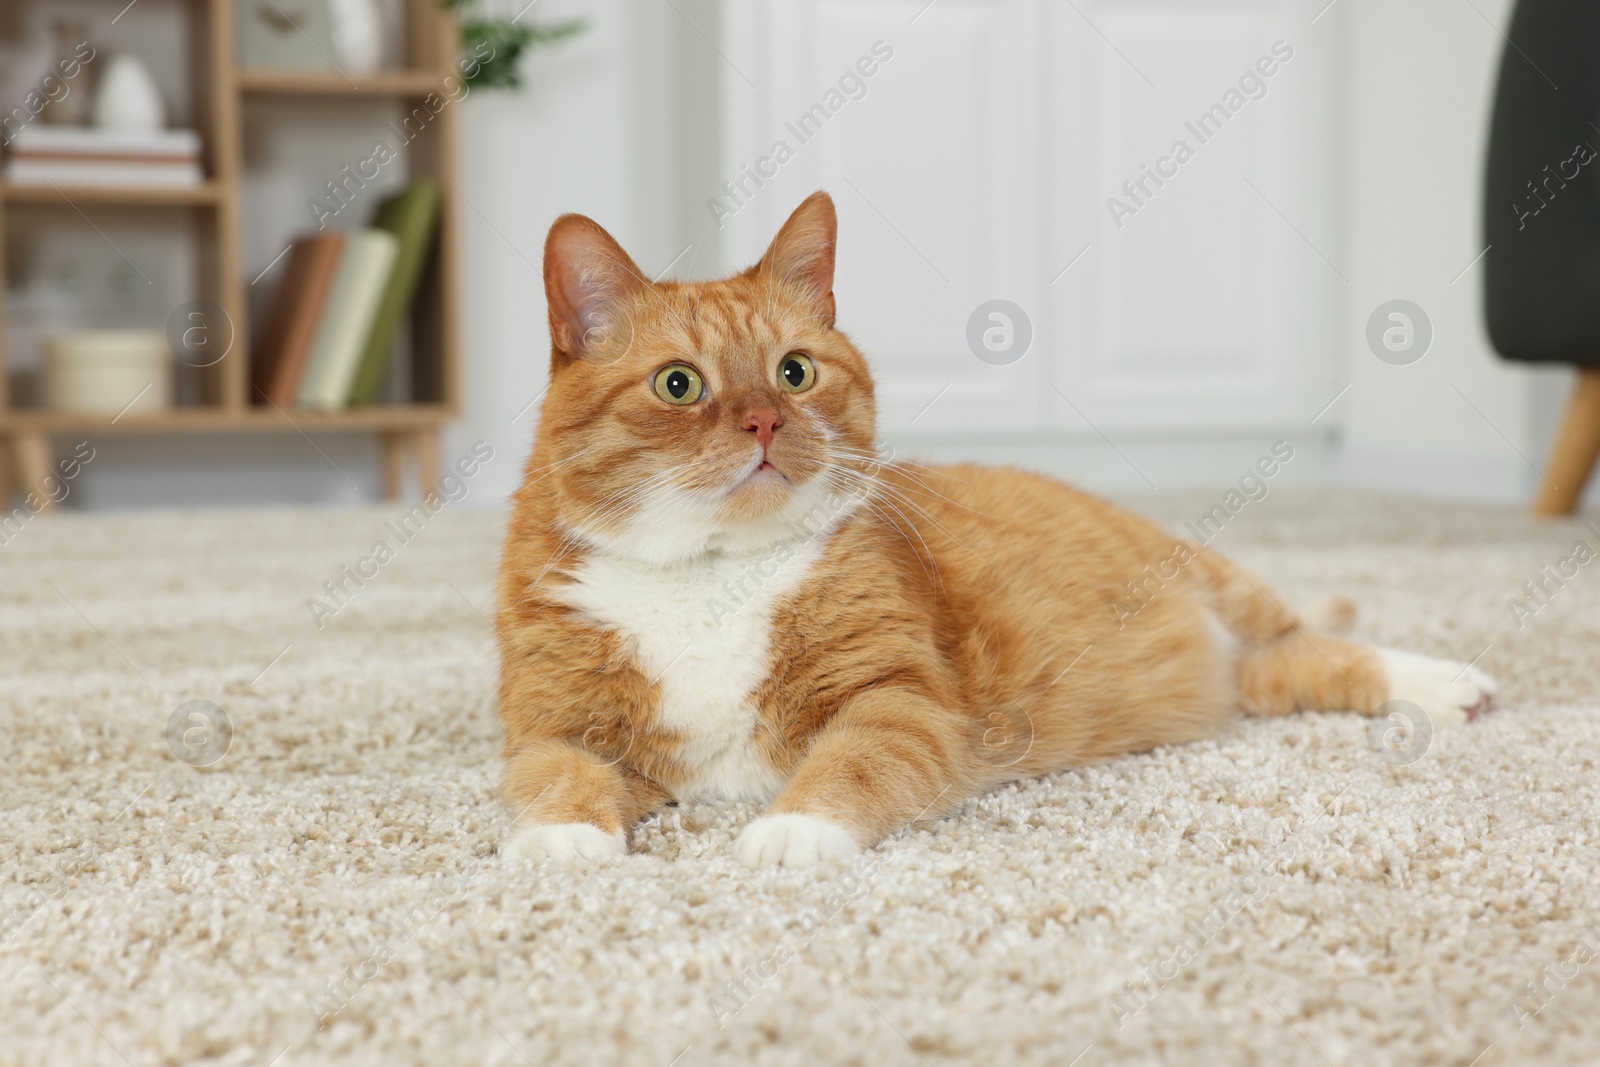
[{"left": 552, "top": 540, "right": 823, "bottom": 802}]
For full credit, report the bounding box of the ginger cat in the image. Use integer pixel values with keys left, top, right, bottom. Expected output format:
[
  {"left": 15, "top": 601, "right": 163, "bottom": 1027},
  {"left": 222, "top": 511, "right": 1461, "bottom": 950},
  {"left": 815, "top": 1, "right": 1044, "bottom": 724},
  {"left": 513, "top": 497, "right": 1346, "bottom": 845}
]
[{"left": 496, "top": 192, "right": 1497, "bottom": 869}]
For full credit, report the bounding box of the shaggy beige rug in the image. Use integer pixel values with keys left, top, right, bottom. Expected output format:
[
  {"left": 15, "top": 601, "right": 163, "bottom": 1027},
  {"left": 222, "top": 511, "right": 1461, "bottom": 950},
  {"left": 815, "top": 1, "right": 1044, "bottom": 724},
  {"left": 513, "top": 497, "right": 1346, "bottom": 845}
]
[{"left": 2, "top": 490, "right": 1598, "bottom": 1067}]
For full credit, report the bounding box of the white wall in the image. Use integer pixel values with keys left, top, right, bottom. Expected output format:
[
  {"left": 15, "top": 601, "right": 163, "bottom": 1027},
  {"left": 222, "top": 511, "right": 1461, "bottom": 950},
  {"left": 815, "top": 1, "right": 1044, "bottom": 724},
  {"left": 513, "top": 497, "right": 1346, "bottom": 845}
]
[
  {"left": 444, "top": 0, "right": 692, "bottom": 503},
  {"left": 1333, "top": 0, "right": 1582, "bottom": 504}
]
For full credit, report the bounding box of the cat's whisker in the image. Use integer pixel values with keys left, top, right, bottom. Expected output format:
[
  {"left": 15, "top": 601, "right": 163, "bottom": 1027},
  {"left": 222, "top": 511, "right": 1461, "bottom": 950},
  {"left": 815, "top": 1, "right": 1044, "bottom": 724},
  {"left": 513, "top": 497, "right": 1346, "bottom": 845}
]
[
  {"left": 825, "top": 447, "right": 992, "bottom": 523},
  {"left": 830, "top": 479, "right": 967, "bottom": 590},
  {"left": 577, "top": 465, "right": 692, "bottom": 529},
  {"left": 825, "top": 473, "right": 945, "bottom": 596},
  {"left": 517, "top": 464, "right": 696, "bottom": 600},
  {"left": 820, "top": 464, "right": 945, "bottom": 579},
  {"left": 826, "top": 460, "right": 981, "bottom": 561},
  {"left": 511, "top": 449, "right": 594, "bottom": 499},
  {"left": 876, "top": 467, "right": 992, "bottom": 520}
]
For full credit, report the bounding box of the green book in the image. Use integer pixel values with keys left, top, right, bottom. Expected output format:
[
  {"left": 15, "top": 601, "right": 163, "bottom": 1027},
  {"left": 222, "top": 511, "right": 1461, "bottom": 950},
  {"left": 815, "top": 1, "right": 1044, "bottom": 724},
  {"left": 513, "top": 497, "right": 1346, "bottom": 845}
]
[
  {"left": 348, "top": 180, "right": 442, "bottom": 406},
  {"left": 296, "top": 229, "right": 399, "bottom": 410}
]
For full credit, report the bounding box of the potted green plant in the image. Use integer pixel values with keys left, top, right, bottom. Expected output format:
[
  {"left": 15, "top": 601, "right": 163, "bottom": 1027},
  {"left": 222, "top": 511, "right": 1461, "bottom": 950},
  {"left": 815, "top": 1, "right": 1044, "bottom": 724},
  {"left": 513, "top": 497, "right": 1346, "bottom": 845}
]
[{"left": 441, "top": 0, "right": 584, "bottom": 90}]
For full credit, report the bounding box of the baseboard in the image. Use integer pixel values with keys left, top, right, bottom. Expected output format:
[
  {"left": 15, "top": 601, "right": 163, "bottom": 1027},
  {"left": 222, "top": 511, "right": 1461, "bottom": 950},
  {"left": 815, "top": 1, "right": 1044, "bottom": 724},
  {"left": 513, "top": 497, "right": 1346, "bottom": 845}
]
[
  {"left": 1331, "top": 444, "right": 1537, "bottom": 505},
  {"left": 881, "top": 429, "right": 1335, "bottom": 493}
]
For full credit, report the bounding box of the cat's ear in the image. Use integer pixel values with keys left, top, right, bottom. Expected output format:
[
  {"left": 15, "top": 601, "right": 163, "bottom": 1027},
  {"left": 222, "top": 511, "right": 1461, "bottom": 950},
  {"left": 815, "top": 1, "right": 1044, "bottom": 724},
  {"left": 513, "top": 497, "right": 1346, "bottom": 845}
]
[
  {"left": 543, "top": 213, "right": 647, "bottom": 362},
  {"left": 758, "top": 191, "right": 837, "bottom": 325}
]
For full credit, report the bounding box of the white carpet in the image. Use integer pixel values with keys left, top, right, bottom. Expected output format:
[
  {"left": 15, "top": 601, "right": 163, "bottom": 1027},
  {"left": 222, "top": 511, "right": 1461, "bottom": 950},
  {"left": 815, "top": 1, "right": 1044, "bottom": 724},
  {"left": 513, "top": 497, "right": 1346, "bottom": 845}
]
[{"left": 2, "top": 490, "right": 1599, "bottom": 1066}]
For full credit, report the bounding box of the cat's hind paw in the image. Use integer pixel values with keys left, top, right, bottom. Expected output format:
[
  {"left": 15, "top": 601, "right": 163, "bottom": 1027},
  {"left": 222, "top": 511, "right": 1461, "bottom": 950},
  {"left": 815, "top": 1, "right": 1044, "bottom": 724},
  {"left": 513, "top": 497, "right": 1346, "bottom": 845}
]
[
  {"left": 504, "top": 822, "right": 625, "bottom": 864},
  {"left": 735, "top": 813, "right": 859, "bottom": 870},
  {"left": 1378, "top": 649, "right": 1498, "bottom": 727}
]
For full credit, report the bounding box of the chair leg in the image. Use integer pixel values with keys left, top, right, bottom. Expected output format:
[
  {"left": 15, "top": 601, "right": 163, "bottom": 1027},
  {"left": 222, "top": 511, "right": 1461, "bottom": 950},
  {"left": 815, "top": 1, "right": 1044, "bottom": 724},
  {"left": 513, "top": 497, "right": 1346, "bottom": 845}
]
[{"left": 1534, "top": 368, "right": 1600, "bottom": 517}]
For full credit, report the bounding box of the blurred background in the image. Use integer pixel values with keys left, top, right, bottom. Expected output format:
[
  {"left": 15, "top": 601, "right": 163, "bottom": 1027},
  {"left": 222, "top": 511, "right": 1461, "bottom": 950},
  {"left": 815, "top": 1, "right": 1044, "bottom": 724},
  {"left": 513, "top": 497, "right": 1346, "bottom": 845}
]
[{"left": 0, "top": 0, "right": 1588, "bottom": 513}]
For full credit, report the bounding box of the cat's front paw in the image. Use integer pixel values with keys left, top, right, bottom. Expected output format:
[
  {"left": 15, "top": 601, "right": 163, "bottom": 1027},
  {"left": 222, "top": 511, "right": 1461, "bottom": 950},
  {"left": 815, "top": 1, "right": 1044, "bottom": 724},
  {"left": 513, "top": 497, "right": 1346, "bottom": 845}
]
[
  {"left": 504, "top": 822, "right": 625, "bottom": 864},
  {"left": 735, "top": 813, "right": 859, "bottom": 870},
  {"left": 1378, "top": 649, "right": 1499, "bottom": 727}
]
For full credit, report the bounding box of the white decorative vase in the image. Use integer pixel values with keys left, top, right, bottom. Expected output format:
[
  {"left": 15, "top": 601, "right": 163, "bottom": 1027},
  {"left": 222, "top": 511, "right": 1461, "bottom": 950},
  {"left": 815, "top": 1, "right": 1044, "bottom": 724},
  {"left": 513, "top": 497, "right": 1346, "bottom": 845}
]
[
  {"left": 327, "top": 0, "right": 384, "bottom": 74},
  {"left": 93, "top": 54, "right": 165, "bottom": 131}
]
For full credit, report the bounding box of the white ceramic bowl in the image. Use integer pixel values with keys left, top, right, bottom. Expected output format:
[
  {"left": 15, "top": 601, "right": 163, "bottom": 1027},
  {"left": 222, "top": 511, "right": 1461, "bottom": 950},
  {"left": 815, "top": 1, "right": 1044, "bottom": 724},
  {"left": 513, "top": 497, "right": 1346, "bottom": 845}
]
[{"left": 43, "top": 330, "right": 172, "bottom": 415}]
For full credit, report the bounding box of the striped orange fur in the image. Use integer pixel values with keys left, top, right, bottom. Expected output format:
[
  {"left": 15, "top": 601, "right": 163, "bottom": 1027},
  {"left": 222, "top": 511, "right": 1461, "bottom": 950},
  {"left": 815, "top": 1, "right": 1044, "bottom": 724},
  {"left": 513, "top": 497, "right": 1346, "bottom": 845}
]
[{"left": 496, "top": 192, "right": 1497, "bottom": 869}]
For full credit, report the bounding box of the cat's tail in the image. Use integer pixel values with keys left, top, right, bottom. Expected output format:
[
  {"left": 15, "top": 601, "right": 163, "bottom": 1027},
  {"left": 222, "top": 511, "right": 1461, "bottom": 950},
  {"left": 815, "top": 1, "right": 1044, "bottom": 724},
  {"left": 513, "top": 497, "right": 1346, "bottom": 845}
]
[
  {"left": 1197, "top": 548, "right": 1495, "bottom": 722},
  {"left": 1191, "top": 545, "right": 1357, "bottom": 641},
  {"left": 1298, "top": 595, "right": 1357, "bottom": 636}
]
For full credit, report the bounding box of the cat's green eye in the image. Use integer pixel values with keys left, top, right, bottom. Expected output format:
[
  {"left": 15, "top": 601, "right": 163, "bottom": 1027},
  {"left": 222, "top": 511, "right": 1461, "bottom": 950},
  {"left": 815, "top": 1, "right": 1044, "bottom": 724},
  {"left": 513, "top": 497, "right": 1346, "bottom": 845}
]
[
  {"left": 652, "top": 363, "right": 705, "bottom": 405},
  {"left": 778, "top": 353, "right": 816, "bottom": 393}
]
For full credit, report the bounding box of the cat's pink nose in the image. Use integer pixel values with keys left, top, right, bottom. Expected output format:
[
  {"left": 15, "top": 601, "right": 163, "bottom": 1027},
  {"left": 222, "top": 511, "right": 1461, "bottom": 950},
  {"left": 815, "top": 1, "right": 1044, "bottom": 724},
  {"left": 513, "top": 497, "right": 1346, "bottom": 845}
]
[{"left": 741, "top": 407, "right": 782, "bottom": 450}]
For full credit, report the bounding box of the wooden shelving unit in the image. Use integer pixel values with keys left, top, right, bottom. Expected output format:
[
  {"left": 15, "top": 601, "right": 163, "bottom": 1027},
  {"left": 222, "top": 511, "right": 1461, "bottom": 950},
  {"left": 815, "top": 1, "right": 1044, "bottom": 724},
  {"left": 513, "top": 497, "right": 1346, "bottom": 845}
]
[
  {"left": 0, "top": 0, "right": 463, "bottom": 507},
  {"left": 237, "top": 69, "right": 450, "bottom": 96},
  {"left": 2, "top": 183, "right": 227, "bottom": 206}
]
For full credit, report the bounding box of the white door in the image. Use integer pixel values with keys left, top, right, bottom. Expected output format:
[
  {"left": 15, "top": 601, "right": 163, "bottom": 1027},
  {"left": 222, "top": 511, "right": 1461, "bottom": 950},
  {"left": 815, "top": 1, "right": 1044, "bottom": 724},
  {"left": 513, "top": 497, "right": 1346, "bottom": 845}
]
[
  {"left": 717, "top": 0, "right": 1338, "bottom": 439},
  {"left": 1049, "top": 1, "right": 1342, "bottom": 432}
]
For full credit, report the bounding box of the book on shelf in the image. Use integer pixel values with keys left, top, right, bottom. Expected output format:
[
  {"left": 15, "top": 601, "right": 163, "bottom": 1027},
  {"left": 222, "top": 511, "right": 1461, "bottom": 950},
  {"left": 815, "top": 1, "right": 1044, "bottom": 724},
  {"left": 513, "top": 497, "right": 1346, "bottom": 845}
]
[
  {"left": 250, "top": 181, "right": 445, "bottom": 410},
  {"left": 3, "top": 126, "right": 205, "bottom": 188},
  {"left": 251, "top": 232, "right": 347, "bottom": 407},
  {"left": 295, "top": 229, "right": 400, "bottom": 410},
  {"left": 4, "top": 160, "right": 205, "bottom": 188},
  {"left": 348, "top": 181, "right": 442, "bottom": 406}
]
